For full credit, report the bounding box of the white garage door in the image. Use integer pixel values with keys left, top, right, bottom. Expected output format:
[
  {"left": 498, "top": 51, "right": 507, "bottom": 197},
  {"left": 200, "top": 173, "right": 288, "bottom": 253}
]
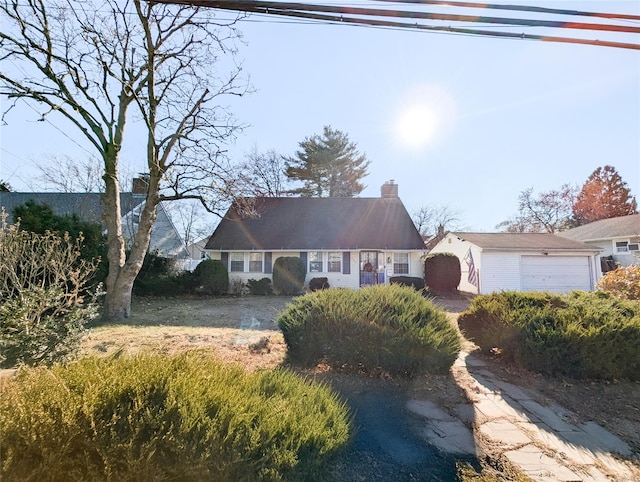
[{"left": 521, "top": 256, "right": 592, "bottom": 293}]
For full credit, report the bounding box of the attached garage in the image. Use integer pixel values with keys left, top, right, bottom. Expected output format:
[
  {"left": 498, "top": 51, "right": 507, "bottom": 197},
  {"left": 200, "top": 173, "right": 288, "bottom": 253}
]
[
  {"left": 429, "top": 232, "right": 601, "bottom": 295},
  {"left": 521, "top": 256, "right": 592, "bottom": 293}
]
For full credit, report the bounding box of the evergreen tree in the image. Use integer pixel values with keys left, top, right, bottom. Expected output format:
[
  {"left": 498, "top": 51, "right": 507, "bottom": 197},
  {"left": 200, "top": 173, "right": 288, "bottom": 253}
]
[
  {"left": 573, "top": 165, "right": 637, "bottom": 224},
  {"left": 13, "top": 200, "right": 108, "bottom": 285},
  {"left": 285, "top": 126, "right": 370, "bottom": 197}
]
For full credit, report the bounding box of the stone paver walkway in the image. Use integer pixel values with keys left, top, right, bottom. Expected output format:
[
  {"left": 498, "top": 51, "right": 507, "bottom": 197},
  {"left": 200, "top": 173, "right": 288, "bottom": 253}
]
[{"left": 407, "top": 351, "right": 640, "bottom": 481}]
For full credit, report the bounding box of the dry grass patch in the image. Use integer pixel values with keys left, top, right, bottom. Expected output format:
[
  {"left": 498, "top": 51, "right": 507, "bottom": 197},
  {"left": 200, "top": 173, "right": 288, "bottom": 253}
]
[
  {"left": 81, "top": 326, "right": 287, "bottom": 371},
  {"left": 78, "top": 296, "right": 293, "bottom": 370}
]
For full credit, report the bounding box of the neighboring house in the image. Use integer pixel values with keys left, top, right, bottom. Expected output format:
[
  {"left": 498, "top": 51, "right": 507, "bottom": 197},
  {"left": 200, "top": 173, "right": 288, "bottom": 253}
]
[
  {"left": 204, "top": 181, "right": 426, "bottom": 289},
  {"left": 429, "top": 232, "right": 601, "bottom": 294},
  {"left": 556, "top": 214, "right": 640, "bottom": 271},
  {"left": 0, "top": 191, "right": 189, "bottom": 260},
  {"left": 186, "top": 235, "right": 211, "bottom": 271}
]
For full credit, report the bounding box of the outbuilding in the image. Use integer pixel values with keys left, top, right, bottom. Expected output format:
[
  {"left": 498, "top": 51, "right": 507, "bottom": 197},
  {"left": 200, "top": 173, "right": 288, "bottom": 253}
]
[{"left": 429, "top": 232, "right": 602, "bottom": 294}]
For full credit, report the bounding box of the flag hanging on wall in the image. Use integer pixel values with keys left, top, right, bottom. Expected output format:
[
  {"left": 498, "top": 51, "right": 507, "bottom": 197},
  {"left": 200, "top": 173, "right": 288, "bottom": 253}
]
[{"left": 463, "top": 248, "right": 478, "bottom": 287}]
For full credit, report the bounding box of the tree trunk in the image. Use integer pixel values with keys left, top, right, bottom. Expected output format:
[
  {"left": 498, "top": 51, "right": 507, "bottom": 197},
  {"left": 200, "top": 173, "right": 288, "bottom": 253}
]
[{"left": 103, "top": 273, "right": 135, "bottom": 319}]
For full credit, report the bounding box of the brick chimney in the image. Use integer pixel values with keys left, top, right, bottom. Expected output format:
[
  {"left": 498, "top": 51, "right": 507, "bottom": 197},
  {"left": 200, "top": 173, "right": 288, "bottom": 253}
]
[
  {"left": 381, "top": 180, "right": 398, "bottom": 198},
  {"left": 132, "top": 175, "right": 149, "bottom": 194}
]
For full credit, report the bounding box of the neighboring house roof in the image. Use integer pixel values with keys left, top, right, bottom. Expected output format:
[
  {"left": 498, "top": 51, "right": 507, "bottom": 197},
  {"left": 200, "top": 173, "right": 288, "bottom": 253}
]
[
  {"left": 0, "top": 192, "right": 189, "bottom": 258},
  {"left": 448, "top": 232, "right": 600, "bottom": 252},
  {"left": 1, "top": 192, "right": 144, "bottom": 224},
  {"left": 206, "top": 197, "right": 425, "bottom": 251},
  {"left": 556, "top": 214, "right": 640, "bottom": 242}
]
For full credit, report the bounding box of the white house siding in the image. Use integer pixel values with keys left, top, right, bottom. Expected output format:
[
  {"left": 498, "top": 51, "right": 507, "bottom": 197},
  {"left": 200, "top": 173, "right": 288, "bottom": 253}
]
[
  {"left": 303, "top": 252, "right": 360, "bottom": 290},
  {"left": 480, "top": 253, "right": 522, "bottom": 294},
  {"left": 604, "top": 239, "right": 637, "bottom": 268},
  {"left": 429, "top": 233, "right": 599, "bottom": 294},
  {"left": 521, "top": 255, "right": 593, "bottom": 293},
  {"left": 428, "top": 236, "right": 479, "bottom": 293},
  {"left": 208, "top": 250, "right": 425, "bottom": 291}
]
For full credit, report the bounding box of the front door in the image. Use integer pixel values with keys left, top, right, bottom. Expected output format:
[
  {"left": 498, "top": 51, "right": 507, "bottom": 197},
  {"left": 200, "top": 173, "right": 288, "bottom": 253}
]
[{"left": 360, "top": 251, "right": 379, "bottom": 286}]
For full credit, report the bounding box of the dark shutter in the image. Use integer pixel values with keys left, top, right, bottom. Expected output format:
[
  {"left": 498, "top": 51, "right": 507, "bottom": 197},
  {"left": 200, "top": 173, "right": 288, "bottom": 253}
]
[
  {"left": 343, "top": 252, "right": 350, "bottom": 274},
  {"left": 221, "top": 252, "right": 229, "bottom": 270},
  {"left": 299, "top": 252, "right": 308, "bottom": 268},
  {"left": 264, "top": 252, "right": 273, "bottom": 274}
]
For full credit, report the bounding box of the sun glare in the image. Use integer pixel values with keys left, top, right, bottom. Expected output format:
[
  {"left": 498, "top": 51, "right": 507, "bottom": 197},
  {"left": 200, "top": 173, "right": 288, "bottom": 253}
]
[
  {"left": 394, "top": 84, "right": 457, "bottom": 150},
  {"left": 396, "top": 105, "right": 437, "bottom": 148}
]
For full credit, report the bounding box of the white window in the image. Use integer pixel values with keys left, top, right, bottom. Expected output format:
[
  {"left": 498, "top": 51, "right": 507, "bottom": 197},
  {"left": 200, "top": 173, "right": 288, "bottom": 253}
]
[
  {"left": 249, "top": 252, "right": 263, "bottom": 272},
  {"left": 629, "top": 243, "right": 640, "bottom": 251},
  {"left": 393, "top": 252, "right": 409, "bottom": 274},
  {"left": 230, "top": 252, "right": 244, "bottom": 272},
  {"left": 309, "top": 251, "right": 323, "bottom": 272},
  {"left": 616, "top": 241, "right": 629, "bottom": 253},
  {"left": 328, "top": 252, "right": 341, "bottom": 272}
]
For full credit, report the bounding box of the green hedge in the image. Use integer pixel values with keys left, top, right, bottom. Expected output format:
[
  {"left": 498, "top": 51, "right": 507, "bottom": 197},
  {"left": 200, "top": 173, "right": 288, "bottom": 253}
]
[
  {"left": 192, "top": 259, "right": 229, "bottom": 295},
  {"left": 424, "top": 252, "right": 461, "bottom": 293},
  {"left": 277, "top": 284, "right": 461, "bottom": 377},
  {"left": 273, "top": 257, "right": 306, "bottom": 295},
  {"left": 458, "top": 291, "right": 640, "bottom": 380},
  {"left": 0, "top": 353, "right": 352, "bottom": 481}
]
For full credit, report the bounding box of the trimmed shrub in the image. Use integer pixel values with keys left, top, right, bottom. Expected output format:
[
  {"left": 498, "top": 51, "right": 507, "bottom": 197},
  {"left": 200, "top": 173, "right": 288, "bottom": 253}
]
[
  {"left": 424, "top": 252, "right": 461, "bottom": 292},
  {"left": 192, "top": 259, "right": 229, "bottom": 295},
  {"left": 458, "top": 291, "right": 640, "bottom": 380},
  {"left": 0, "top": 218, "right": 100, "bottom": 368},
  {"left": 309, "top": 277, "right": 330, "bottom": 291},
  {"left": 389, "top": 276, "right": 425, "bottom": 291},
  {"left": 247, "top": 278, "right": 273, "bottom": 295},
  {"left": 0, "top": 352, "right": 352, "bottom": 481},
  {"left": 597, "top": 265, "right": 640, "bottom": 300},
  {"left": 277, "top": 284, "right": 461, "bottom": 377},
  {"left": 133, "top": 252, "right": 192, "bottom": 297},
  {"left": 273, "top": 257, "right": 306, "bottom": 295}
]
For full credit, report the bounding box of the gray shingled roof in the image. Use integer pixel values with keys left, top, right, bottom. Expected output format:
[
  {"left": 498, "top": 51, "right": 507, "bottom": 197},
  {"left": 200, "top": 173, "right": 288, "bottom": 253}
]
[
  {"left": 206, "top": 197, "right": 426, "bottom": 251},
  {"left": 450, "top": 232, "right": 599, "bottom": 251},
  {"left": 0, "top": 192, "right": 144, "bottom": 224},
  {"left": 556, "top": 214, "right": 640, "bottom": 242},
  {"left": 1, "top": 192, "right": 188, "bottom": 258}
]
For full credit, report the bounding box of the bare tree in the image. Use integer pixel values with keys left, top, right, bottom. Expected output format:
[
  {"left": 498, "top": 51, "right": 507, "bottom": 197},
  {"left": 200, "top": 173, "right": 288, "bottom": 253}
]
[
  {"left": 0, "top": 1, "right": 248, "bottom": 319},
  {"left": 34, "top": 154, "right": 103, "bottom": 192},
  {"left": 33, "top": 153, "right": 139, "bottom": 193},
  {"left": 238, "top": 146, "right": 290, "bottom": 197},
  {"left": 412, "top": 204, "right": 463, "bottom": 239},
  {"left": 164, "top": 198, "right": 217, "bottom": 249},
  {"left": 497, "top": 184, "right": 577, "bottom": 233}
]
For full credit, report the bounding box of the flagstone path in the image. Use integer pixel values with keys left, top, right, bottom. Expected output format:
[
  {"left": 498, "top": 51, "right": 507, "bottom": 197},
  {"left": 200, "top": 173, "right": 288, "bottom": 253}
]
[{"left": 408, "top": 351, "right": 640, "bottom": 481}]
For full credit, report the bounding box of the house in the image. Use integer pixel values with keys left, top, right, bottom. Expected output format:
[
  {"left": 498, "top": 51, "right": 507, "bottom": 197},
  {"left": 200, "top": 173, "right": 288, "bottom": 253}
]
[
  {"left": 429, "top": 232, "right": 601, "bottom": 294},
  {"left": 556, "top": 214, "right": 640, "bottom": 271},
  {"left": 186, "top": 235, "right": 211, "bottom": 271},
  {"left": 0, "top": 189, "right": 189, "bottom": 261},
  {"left": 204, "top": 181, "right": 426, "bottom": 289}
]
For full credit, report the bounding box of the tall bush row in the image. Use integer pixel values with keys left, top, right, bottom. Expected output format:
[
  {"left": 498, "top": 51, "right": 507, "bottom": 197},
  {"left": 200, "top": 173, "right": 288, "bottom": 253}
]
[
  {"left": 0, "top": 352, "right": 352, "bottom": 481},
  {"left": 458, "top": 291, "right": 640, "bottom": 380}
]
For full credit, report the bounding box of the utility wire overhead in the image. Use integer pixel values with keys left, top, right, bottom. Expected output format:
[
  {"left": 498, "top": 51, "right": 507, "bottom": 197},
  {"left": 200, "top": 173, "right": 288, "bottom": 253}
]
[
  {"left": 151, "top": 0, "right": 640, "bottom": 50},
  {"left": 370, "top": 0, "right": 640, "bottom": 22}
]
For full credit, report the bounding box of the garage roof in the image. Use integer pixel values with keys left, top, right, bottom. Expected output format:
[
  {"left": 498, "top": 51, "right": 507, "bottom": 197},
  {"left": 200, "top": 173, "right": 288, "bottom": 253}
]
[{"left": 449, "top": 232, "right": 600, "bottom": 252}]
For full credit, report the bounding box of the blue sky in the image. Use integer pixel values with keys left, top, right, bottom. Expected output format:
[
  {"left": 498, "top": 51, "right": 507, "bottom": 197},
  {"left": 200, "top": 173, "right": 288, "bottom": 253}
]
[{"left": 1, "top": 0, "right": 639, "bottom": 232}]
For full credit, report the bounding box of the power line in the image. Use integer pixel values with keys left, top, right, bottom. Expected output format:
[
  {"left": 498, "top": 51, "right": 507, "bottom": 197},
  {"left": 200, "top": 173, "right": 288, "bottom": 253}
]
[
  {"left": 370, "top": 0, "right": 640, "bottom": 22},
  {"left": 151, "top": 0, "right": 640, "bottom": 50}
]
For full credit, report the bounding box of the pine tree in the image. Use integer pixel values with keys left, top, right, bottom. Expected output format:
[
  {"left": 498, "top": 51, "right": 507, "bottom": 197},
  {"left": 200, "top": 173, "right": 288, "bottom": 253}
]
[
  {"left": 285, "top": 126, "right": 370, "bottom": 197},
  {"left": 573, "top": 165, "right": 637, "bottom": 224}
]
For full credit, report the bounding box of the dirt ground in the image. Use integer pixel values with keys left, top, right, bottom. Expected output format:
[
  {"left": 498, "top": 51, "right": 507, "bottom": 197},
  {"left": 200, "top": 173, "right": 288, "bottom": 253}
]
[{"left": 80, "top": 293, "right": 640, "bottom": 479}]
